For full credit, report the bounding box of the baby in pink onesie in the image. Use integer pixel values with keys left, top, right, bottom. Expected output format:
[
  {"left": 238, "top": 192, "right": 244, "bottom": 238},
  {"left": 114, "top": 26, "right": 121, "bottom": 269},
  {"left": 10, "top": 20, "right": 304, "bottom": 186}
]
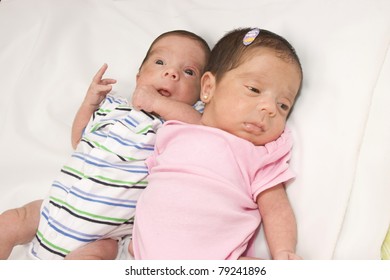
[{"left": 131, "top": 27, "right": 303, "bottom": 260}]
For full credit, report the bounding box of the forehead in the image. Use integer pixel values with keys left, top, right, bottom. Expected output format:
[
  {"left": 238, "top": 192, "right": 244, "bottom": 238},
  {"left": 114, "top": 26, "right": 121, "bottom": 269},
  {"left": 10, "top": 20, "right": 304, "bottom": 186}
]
[
  {"left": 237, "top": 48, "right": 301, "bottom": 96},
  {"left": 148, "top": 35, "right": 207, "bottom": 67},
  {"left": 150, "top": 35, "right": 202, "bottom": 54},
  {"left": 241, "top": 48, "right": 301, "bottom": 77}
]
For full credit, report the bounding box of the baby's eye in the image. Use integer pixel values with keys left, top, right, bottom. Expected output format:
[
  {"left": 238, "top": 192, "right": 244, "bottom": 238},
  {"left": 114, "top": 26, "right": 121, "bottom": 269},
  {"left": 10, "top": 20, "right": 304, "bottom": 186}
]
[
  {"left": 279, "top": 103, "right": 290, "bottom": 111},
  {"left": 184, "top": 69, "right": 195, "bottom": 76},
  {"left": 247, "top": 86, "right": 260, "bottom": 94},
  {"left": 155, "top": 59, "right": 164, "bottom": 65}
]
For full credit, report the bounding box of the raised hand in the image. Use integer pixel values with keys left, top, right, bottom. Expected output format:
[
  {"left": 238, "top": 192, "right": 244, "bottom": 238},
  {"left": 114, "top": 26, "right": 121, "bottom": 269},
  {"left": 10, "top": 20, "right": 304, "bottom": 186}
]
[
  {"left": 71, "top": 64, "right": 117, "bottom": 149},
  {"left": 84, "top": 63, "right": 117, "bottom": 107}
]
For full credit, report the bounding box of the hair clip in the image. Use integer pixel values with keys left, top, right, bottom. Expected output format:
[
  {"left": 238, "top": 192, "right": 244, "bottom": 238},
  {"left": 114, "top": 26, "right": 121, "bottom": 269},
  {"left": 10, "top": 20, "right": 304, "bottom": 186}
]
[{"left": 243, "top": 28, "right": 260, "bottom": 46}]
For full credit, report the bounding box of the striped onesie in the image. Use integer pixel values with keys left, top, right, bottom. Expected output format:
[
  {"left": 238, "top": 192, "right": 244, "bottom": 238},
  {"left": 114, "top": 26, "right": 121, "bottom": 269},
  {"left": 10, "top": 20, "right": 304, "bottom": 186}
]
[{"left": 30, "top": 94, "right": 164, "bottom": 259}]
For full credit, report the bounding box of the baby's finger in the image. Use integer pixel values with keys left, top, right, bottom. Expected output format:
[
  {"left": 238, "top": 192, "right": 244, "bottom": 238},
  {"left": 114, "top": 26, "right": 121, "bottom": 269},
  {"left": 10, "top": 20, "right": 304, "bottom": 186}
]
[
  {"left": 101, "top": 78, "right": 117, "bottom": 85},
  {"left": 97, "top": 84, "right": 113, "bottom": 94},
  {"left": 92, "top": 63, "right": 108, "bottom": 83}
]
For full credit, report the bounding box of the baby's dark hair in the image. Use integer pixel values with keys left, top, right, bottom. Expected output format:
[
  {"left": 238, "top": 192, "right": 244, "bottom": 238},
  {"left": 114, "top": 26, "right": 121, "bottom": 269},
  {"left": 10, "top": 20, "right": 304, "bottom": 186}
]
[
  {"left": 206, "top": 28, "right": 302, "bottom": 83},
  {"left": 140, "top": 30, "right": 211, "bottom": 73}
]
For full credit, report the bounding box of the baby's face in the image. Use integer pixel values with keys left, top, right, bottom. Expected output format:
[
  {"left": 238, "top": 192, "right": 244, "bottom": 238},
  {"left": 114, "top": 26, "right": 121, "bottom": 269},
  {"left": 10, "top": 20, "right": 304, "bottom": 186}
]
[
  {"left": 201, "top": 48, "right": 301, "bottom": 146},
  {"left": 137, "top": 35, "right": 207, "bottom": 106}
]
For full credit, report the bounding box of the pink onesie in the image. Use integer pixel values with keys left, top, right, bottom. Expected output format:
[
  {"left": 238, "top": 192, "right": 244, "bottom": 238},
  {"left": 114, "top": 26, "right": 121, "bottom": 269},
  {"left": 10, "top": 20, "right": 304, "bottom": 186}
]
[{"left": 132, "top": 121, "right": 295, "bottom": 259}]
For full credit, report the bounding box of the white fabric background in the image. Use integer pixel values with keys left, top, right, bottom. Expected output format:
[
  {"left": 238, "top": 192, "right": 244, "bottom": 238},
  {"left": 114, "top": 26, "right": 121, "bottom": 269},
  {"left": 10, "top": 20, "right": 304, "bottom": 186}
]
[{"left": 0, "top": 0, "right": 389, "bottom": 259}]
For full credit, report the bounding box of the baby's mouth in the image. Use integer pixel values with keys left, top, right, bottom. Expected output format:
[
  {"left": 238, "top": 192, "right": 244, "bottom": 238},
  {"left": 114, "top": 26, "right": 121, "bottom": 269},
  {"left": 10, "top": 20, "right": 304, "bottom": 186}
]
[
  {"left": 243, "top": 122, "right": 265, "bottom": 135},
  {"left": 158, "top": 89, "right": 171, "bottom": 97}
]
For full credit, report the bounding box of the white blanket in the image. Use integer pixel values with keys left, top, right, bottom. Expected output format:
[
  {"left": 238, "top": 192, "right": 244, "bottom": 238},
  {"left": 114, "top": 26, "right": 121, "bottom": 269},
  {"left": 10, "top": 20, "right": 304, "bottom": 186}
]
[{"left": 1, "top": 0, "right": 389, "bottom": 259}]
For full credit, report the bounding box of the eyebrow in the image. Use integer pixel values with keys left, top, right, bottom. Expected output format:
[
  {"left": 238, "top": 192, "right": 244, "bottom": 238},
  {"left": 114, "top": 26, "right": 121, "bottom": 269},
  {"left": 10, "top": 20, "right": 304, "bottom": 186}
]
[
  {"left": 285, "top": 91, "right": 296, "bottom": 102},
  {"left": 145, "top": 48, "right": 160, "bottom": 60},
  {"left": 239, "top": 70, "right": 298, "bottom": 101}
]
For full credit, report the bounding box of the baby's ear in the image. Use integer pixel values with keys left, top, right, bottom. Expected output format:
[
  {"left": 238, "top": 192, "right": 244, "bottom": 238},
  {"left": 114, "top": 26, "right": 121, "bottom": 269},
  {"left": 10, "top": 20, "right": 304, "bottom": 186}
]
[{"left": 200, "top": 72, "right": 216, "bottom": 103}]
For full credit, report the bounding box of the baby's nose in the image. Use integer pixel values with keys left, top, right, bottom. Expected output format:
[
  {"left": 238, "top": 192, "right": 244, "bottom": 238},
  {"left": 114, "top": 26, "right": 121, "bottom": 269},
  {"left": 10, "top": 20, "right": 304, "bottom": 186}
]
[{"left": 163, "top": 69, "right": 179, "bottom": 80}]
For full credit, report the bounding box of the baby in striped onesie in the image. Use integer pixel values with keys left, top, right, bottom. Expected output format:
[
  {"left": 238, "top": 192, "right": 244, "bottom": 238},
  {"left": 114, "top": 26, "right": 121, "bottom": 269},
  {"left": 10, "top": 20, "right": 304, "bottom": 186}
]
[{"left": 0, "top": 30, "right": 210, "bottom": 260}]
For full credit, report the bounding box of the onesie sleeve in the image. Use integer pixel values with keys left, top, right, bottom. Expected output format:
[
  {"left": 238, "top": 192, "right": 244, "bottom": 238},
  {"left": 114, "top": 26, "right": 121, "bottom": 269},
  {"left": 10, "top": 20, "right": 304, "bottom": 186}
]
[
  {"left": 83, "top": 94, "right": 129, "bottom": 135},
  {"left": 251, "top": 128, "right": 296, "bottom": 201}
]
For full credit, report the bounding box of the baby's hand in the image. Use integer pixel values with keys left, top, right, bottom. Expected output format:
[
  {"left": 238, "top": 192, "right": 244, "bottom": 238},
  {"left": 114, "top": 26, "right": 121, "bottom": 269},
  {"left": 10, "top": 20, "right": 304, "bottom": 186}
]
[
  {"left": 273, "top": 250, "right": 302, "bottom": 260},
  {"left": 84, "top": 63, "right": 117, "bottom": 107},
  {"left": 132, "top": 85, "right": 162, "bottom": 112}
]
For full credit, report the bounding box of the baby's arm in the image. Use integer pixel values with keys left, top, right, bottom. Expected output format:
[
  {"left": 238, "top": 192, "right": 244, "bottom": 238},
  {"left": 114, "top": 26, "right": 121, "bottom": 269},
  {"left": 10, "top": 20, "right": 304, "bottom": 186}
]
[
  {"left": 257, "top": 183, "right": 302, "bottom": 260},
  {"left": 132, "top": 85, "right": 201, "bottom": 124},
  {"left": 71, "top": 64, "right": 117, "bottom": 149}
]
